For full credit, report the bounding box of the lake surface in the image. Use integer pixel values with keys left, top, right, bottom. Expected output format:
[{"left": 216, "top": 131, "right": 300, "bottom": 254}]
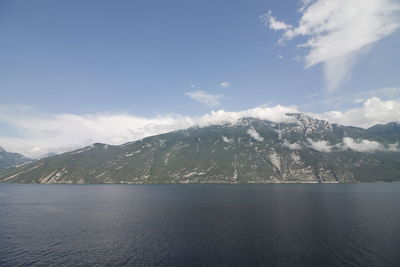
[{"left": 1, "top": 184, "right": 400, "bottom": 266}]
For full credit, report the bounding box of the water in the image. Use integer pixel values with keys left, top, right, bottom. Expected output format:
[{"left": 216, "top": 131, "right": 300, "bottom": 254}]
[{"left": 1, "top": 184, "right": 400, "bottom": 266}]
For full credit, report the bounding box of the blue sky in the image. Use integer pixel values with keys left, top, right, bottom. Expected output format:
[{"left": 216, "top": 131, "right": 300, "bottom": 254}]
[{"left": 1, "top": 0, "right": 400, "bottom": 157}]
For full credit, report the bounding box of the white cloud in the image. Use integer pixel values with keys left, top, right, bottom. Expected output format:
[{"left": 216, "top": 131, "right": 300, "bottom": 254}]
[
  {"left": 185, "top": 90, "right": 224, "bottom": 106},
  {"left": 342, "top": 137, "right": 384, "bottom": 153},
  {"left": 222, "top": 136, "right": 234, "bottom": 144},
  {"left": 299, "top": 0, "right": 313, "bottom": 11},
  {"left": 301, "top": 87, "right": 400, "bottom": 111},
  {"left": 353, "top": 87, "right": 400, "bottom": 102},
  {"left": 0, "top": 104, "right": 297, "bottom": 158},
  {"left": 265, "top": 0, "right": 400, "bottom": 91},
  {"left": 261, "top": 11, "right": 292, "bottom": 31},
  {"left": 305, "top": 137, "right": 399, "bottom": 153},
  {"left": 195, "top": 105, "right": 298, "bottom": 127},
  {"left": 283, "top": 140, "right": 302, "bottom": 150},
  {"left": 285, "top": 137, "right": 398, "bottom": 153},
  {"left": 219, "top": 82, "right": 231, "bottom": 88},
  {"left": 313, "top": 97, "right": 400, "bottom": 128},
  {"left": 286, "top": 137, "right": 398, "bottom": 153},
  {"left": 0, "top": 107, "right": 193, "bottom": 158},
  {"left": 341, "top": 137, "right": 399, "bottom": 153},
  {"left": 0, "top": 96, "right": 399, "bottom": 158},
  {"left": 247, "top": 127, "right": 264, "bottom": 142},
  {"left": 307, "top": 138, "right": 333, "bottom": 152},
  {"left": 388, "top": 142, "right": 400, "bottom": 152}
]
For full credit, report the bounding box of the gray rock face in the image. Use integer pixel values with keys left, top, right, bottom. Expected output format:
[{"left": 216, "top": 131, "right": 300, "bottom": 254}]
[{"left": 1, "top": 113, "right": 400, "bottom": 184}]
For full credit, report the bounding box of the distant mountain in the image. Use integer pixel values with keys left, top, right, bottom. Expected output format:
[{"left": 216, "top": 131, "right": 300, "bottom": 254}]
[
  {"left": 1, "top": 113, "right": 399, "bottom": 183},
  {"left": 0, "top": 147, "right": 32, "bottom": 169}
]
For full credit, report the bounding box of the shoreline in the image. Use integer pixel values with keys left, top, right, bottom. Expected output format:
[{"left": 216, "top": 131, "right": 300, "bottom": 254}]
[{"left": 2, "top": 181, "right": 399, "bottom": 185}]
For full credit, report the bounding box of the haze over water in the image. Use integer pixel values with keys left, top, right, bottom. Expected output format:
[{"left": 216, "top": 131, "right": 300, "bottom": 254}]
[{"left": 1, "top": 183, "right": 400, "bottom": 266}]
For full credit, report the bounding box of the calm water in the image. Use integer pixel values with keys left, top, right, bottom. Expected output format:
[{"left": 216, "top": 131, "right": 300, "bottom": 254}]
[{"left": 1, "top": 184, "right": 400, "bottom": 266}]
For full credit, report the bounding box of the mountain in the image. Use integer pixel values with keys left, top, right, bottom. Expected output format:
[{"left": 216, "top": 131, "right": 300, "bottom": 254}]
[
  {"left": 1, "top": 113, "right": 399, "bottom": 184},
  {"left": 0, "top": 147, "right": 32, "bottom": 169},
  {"left": 38, "top": 152, "right": 58, "bottom": 159}
]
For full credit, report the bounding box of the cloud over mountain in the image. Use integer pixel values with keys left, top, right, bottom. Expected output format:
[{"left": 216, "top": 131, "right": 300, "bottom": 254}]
[
  {"left": 247, "top": 127, "right": 264, "bottom": 142},
  {"left": 313, "top": 97, "right": 400, "bottom": 128},
  {"left": 0, "top": 96, "right": 399, "bottom": 158}
]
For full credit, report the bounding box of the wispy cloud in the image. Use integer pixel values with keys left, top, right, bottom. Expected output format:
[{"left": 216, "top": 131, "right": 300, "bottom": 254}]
[
  {"left": 306, "top": 137, "right": 399, "bottom": 153},
  {"left": 185, "top": 90, "right": 224, "bottom": 106},
  {"left": 283, "top": 140, "right": 301, "bottom": 150},
  {"left": 262, "top": 11, "right": 292, "bottom": 31},
  {"left": 341, "top": 137, "right": 397, "bottom": 153},
  {"left": 219, "top": 82, "right": 231, "bottom": 88},
  {"left": 307, "top": 138, "right": 333, "bottom": 152},
  {"left": 264, "top": 0, "right": 400, "bottom": 92}
]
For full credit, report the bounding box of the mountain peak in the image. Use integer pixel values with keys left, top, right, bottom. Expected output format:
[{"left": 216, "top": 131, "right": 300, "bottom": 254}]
[
  {"left": 286, "top": 113, "right": 327, "bottom": 124},
  {"left": 286, "top": 112, "right": 311, "bottom": 120}
]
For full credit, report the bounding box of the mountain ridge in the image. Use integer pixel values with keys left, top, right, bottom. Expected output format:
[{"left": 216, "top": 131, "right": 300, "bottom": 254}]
[
  {"left": 0, "top": 147, "right": 32, "bottom": 170},
  {"left": 1, "top": 113, "right": 399, "bottom": 184}
]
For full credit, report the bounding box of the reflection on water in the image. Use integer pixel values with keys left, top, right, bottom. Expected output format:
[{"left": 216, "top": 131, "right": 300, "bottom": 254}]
[{"left": 1, "top": 183, "right": 400, "bottom": 266}]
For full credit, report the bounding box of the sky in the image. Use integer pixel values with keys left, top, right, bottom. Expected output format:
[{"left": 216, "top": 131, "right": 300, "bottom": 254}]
[{"left": 1, "top": 0, "right": 400, "bottom": 158}]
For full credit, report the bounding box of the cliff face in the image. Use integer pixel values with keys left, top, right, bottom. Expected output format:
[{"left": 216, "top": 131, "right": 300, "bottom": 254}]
[{"left": 1, "top": 114, "right": 399, "bottom": 184}]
